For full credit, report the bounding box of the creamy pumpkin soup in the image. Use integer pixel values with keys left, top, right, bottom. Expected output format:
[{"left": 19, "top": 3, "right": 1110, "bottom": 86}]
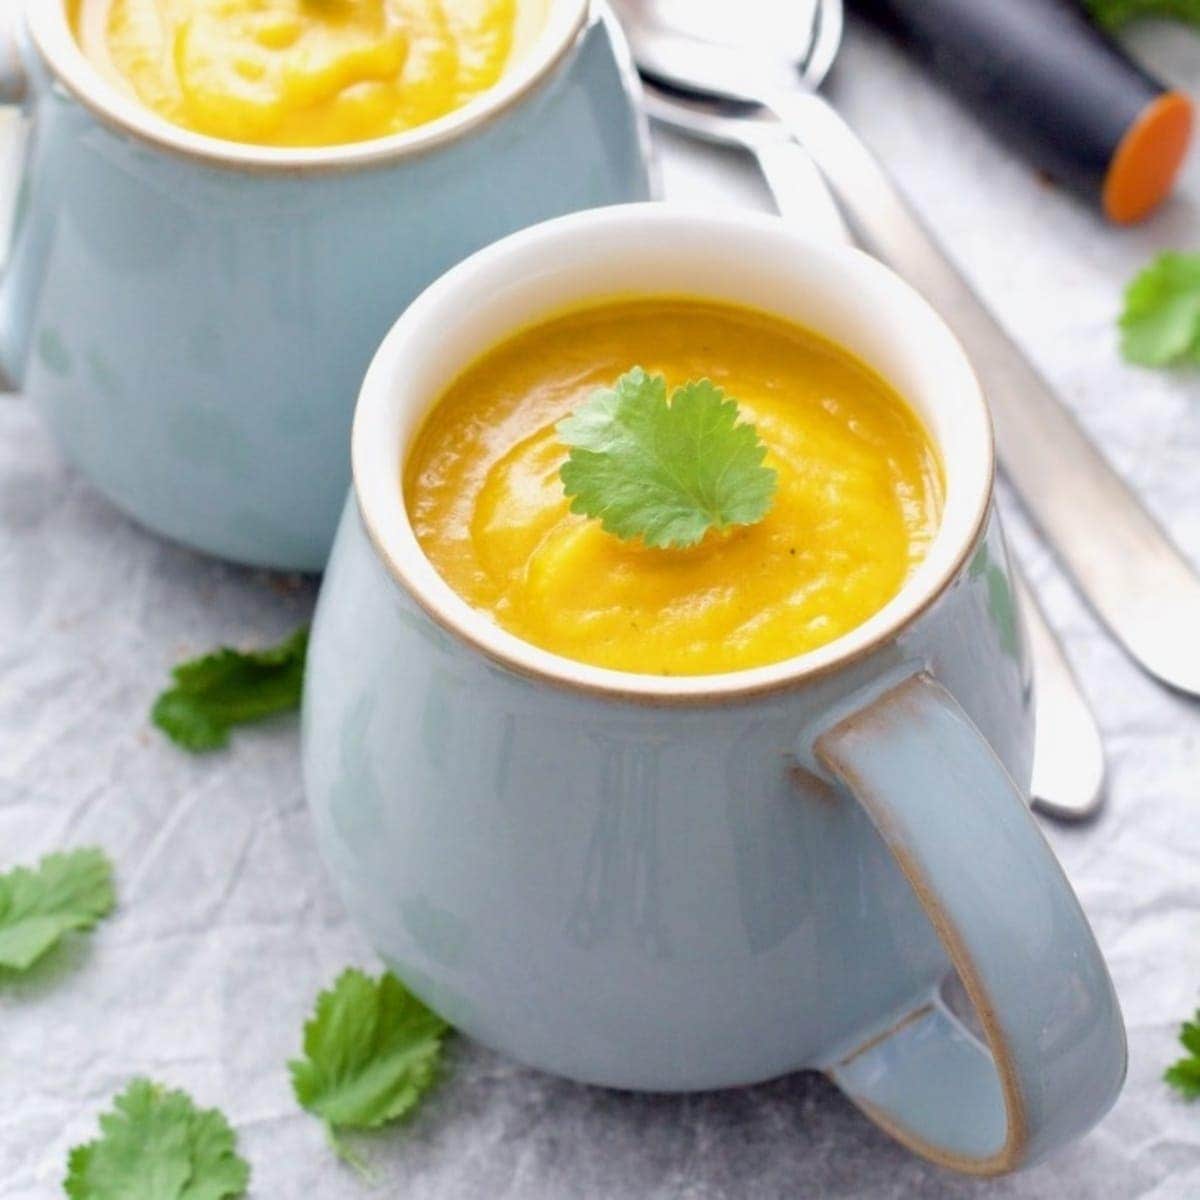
[
  {"left": 405, "top": 300, "right": 944, "bottom": 675},
  {"left": 70, "top": 0, "right": 548, "bottom": 146}
]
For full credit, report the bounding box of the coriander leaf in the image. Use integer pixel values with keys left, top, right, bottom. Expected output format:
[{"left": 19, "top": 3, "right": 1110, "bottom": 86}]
[
  {"left": 289, "top": 969, "right": 449, "bottom": 1142},
  {"left": 152, "top": 625, "right": 309, "bottom": 752},
  {"left": 0, "top": 847, "right": 115, "bottom": 973},
  {"left": 64, "top": 1078, "right": 250, "bottom": 1200},
  {"left": 1119, "top": 252, "right": 1200, "bottom": 366},
  {"left": 557, "top": 368, "right": 777, "bottom": 549},
  {"left": 1085, "top": 0, "right": 1200, "bottom": 28},
  {"left": 1165, "top": 1010, "right": 1200, "bottom": 1099}
]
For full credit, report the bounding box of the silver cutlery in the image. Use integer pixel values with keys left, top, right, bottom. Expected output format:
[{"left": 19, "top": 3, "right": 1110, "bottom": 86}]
[
  {"left": 1016, "top": 571, "right": 1107, "bottom": 820},
  {"left": 613, "top": 0, "right": 1200, "bottom": 697}
]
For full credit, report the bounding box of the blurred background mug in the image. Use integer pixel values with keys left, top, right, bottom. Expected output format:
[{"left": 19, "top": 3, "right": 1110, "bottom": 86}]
[
  {"left": 0, "top": 0, "right": 649, "bottom": 570},
  {"left": 303, "top": 206, "right": 1127, "bottom": 1176}
]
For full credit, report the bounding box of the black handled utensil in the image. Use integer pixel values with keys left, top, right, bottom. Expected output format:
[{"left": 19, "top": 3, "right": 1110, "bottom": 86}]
[{"left": 848, "top": 0, "right": 1193, "bottom": 222}]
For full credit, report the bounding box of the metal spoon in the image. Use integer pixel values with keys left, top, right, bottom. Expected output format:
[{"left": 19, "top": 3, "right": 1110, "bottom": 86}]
[
  {"left": 613, "top": 0, "right": 1200, "bottom": 697},
  {"left": 645, "top": 85, "right": 1105, "bottom": 820},
  {"left": 1015, "top": 571, "right": 1107, "bottom": 820}
]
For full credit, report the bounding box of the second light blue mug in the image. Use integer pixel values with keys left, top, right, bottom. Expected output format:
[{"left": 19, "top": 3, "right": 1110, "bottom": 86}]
[
  {"left": 0, "top": 0, "right": 649, "bottom": 570},
  {"left": 302, "top": 205, "right": 1126, "bottom": 1176}
]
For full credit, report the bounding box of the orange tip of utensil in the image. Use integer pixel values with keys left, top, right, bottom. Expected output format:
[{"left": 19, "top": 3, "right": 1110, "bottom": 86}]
[{"left": 1102, "top": 90, "right": 1193, "bottom": 224}]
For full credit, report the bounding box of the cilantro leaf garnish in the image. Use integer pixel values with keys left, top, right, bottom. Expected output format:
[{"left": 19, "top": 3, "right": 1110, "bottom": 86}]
[
  {"left": 1119, "top": 252, "right": 1200, "bottom": 367},
  {"left": 64, "top": 1078, "right": 250, "bottom": 1199},
  {"left": 152, "top": 625, "right": 309, "bottom": 752},
  {"left": 1085, "top": 0, "right": 1200, "bottom": 28},
  {"left": 0, "top": 847, "right": 115, "bottom": 974},
  {"left": 289, "top": 969, "right": 450, "bottom": 1161},
  {"left": 1165, "top": 1010, "right": 1200, "bottom": 1099},
  {"left": 557, "top": 368, "right": 777, "bottom": 549}
]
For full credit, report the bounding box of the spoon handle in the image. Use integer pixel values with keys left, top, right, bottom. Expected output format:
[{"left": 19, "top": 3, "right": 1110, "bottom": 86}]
[
  {"left": 748, "top": 137, "right": 849, "bottom": 242},
  {"left": 768, "top": 88, "right": 1200, "bottom": 696},
  {"left": 1015, "top": 567, "right": 1107, "bottom": 820}
]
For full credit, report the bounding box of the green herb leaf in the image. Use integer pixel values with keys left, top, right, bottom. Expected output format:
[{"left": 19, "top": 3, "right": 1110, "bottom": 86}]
[
  {"left": 64, "top": 1078, "right": 250, "bottom": 1200},
  {"left": 0, "top": 847, "right": 115, "bottom": 973},
  {"left": 290, "top": 969, "right": 449, "bottom": 1151},
  {"left": 152, "top": 626, "right": 309, "bottom": 752},
  {"left": 1166, "top": 1010, "right": 1200, "bottom": 1099},
  {"left": 557, "top": 368, "right": 777, "bottom": 549},
  {"left": 1119, "top": 252, "right": 1200, "bottom": 366},
  {"left": 1085, "top": 0, "right": 1200, "bottom": 29}
]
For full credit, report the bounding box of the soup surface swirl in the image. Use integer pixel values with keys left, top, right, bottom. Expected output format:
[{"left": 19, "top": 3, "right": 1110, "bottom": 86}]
[
  {"left": 71, "top": 0, "right": 545, "bottom": 146},
  {"left": 405, "top": 299, "right": 944, "bottom": 676}
]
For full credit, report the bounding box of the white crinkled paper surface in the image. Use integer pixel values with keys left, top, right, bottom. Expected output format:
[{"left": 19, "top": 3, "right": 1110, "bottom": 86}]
[{"left": 3, "top": 19, "right": 1200, "bottom": 1199}]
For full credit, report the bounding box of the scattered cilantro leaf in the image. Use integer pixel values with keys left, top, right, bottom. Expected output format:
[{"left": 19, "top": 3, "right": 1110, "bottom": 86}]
[
  {"left": 152, "top": 625, "right": 309, "bottom": 752},
  {"left": 64, "top": 1078, "right": 250, "bottom": 1200},
  {"left": 1119, "top": 252, "right": 1200, "bottom": 366},
  {"left": 557, "top": 368, "right": 777, "bottom": 549},
  {"left": 1085, "top": 0, "right": 1200, "bottom": 29},
  {"left": 289, "top": 968, "right": 449, "bottom": 1162},
  {"left": 1165, "top": 1010, "right": 1200, "bottom": 1099},
  {"left": 0, "top": 847, "right": 115, "bottom": 973}
]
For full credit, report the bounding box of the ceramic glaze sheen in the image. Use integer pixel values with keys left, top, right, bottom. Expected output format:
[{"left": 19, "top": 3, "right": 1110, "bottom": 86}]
[
  {"left": 70, "top": 0, "right": 549, "bottom": 146},
  {"left": 406, "top": 298, "right": 944, "bottom": 674}
]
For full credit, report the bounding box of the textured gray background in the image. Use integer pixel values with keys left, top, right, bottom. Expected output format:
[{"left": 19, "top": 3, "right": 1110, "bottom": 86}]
[{"left": 3, "top": 14, "right": 1200, "bottom": 1198}]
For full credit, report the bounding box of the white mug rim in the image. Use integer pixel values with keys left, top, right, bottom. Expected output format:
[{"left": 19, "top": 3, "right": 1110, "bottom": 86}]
[
  {"left": 352, "top": 204, "right": 996, "bottom": 703},
  {"left": 23, "top": 0, "right": 589, "bottom": 173}
]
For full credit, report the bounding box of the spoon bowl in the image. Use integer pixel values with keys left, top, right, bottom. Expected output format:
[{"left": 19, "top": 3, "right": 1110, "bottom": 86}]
[{"left": 612, "top": 0, "right": 843, "bottom": 101}]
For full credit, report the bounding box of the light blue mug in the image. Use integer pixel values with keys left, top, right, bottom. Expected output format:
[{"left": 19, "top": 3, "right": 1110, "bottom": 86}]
[
  {"left": 0, "top": 0, "right": 649, "bottom": 570},
  {"left": 302, "top": 206, "right": 1126, "bottom": 1174}
]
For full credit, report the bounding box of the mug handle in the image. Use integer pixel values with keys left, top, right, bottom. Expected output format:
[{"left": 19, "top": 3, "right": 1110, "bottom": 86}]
[{"left": 801, "top": 670, "right": 1125, "bottom": 1174}]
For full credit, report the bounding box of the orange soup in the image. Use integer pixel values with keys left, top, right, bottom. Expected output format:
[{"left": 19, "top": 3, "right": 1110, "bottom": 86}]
[{"left": 405, "top": 298, "right": 944, "bottom": 675}]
